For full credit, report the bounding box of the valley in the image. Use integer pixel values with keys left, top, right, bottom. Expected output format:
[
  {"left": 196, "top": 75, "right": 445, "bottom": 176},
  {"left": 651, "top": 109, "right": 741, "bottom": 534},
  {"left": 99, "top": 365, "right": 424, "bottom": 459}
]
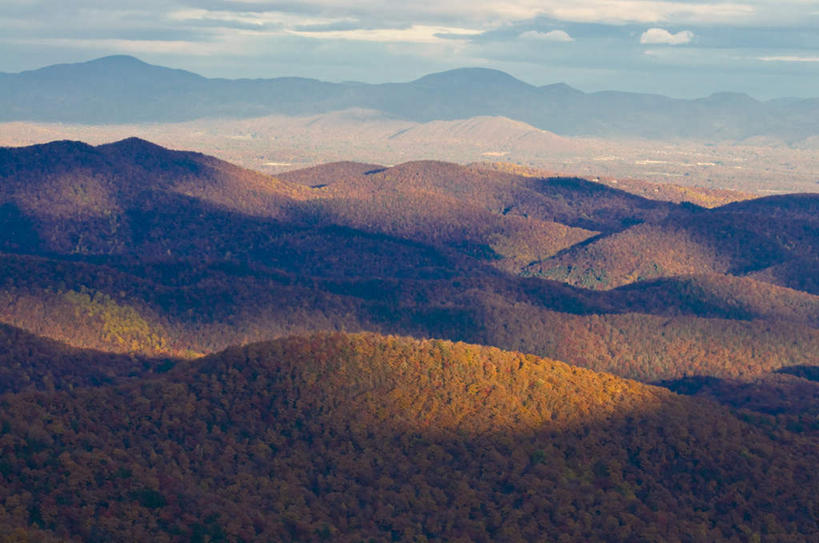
[{"left": 2, "top": 113, "right": 818, "bottom": 195}]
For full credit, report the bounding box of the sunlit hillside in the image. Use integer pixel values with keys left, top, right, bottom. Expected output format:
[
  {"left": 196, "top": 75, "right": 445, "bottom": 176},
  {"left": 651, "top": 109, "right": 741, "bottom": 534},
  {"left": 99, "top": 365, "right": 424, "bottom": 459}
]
[{"left": 1, "top": 332, "right": 817, "bottom": 540}]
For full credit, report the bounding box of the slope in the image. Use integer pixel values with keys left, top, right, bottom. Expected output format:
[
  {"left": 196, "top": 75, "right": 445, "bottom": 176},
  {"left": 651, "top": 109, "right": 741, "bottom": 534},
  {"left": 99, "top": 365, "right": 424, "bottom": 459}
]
[
  {"left": 281, "top": 160, "right": 679, "bottom": 270},
  {"left": 1, "top": 139, "right": 817, "bottom": 387},
  {"left": 604, "top": 273, "right": 819, "bottom": 326},
  {"left": 0, "top": 323, "right": 177, "bottom": 394},
  {"left": 0, "top": 332, "right": 816, "bottom": 540},
  {"left": 529, "top": 195, "right": 819, "bottom": 290}
]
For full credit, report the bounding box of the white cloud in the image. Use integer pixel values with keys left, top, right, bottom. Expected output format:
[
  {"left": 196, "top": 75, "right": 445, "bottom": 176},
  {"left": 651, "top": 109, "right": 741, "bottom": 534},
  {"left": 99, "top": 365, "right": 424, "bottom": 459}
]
[
  {"left": 288, "top": 25, "right": 482, "bottom": 44},
  {"left": 555, "top": 2, "right": 752, "bottom": 24},
  {"left": 758, "top": 55, "right": 819, "bottom": 63},
  {"left": 7, "top": 37, "right": 242, "bottom": 56},
  {"left": 520, "top": 30, "right": 574, "bottom": 42},
  {"left": 260, "top": 1, "right": 546, "bottom": 22},
  {"left": 640, "top": 28, "right": 694, "bottom": 45},
  {"left": 167, "top": 8, "right": 347, "bottom": 29},
  {"left": 204, "top": 1, "right": 759, "bottom": 26}
]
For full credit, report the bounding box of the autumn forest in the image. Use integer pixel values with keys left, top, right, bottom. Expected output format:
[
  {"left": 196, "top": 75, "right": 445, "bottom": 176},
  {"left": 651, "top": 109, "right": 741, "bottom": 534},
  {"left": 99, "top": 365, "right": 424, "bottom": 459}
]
[{"left": 0, "top": 138, "right": 817, "bottom": 541}]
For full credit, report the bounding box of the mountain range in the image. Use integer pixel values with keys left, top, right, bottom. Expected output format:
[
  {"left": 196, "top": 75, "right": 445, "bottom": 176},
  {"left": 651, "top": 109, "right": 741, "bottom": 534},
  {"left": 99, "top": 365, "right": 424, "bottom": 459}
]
[
  {"left": 1, "top": 138, "right": 817, "bottom": 380},
  {"left": 3, "top": 55, "right": 819, "bottom": 141}
]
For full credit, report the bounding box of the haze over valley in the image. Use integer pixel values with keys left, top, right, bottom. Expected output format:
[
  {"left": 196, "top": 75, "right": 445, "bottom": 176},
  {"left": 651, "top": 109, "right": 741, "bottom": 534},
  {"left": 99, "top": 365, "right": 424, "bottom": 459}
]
[{"left": 2, "top": 56, "right": 819, "bottom": 195}]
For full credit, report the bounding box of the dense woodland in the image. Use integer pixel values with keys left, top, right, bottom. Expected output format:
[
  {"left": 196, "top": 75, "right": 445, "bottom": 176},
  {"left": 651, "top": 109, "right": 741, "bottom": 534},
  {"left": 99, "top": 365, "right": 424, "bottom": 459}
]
[
  {"left": 1, "top": 333, "right": 818, "bottom": 541},
  {"left": 0, "top": 138, "right": 818, "bottom": 539}
]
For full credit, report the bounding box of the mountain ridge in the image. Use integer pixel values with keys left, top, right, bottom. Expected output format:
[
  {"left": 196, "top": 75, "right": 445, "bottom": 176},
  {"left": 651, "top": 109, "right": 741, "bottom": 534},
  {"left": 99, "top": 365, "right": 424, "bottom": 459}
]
[
  {"left": 2, "top": 56, "right": 817, "bottom": 140},
  {"left": 1, "top": 138, "right": 817, "bottom": 388}
]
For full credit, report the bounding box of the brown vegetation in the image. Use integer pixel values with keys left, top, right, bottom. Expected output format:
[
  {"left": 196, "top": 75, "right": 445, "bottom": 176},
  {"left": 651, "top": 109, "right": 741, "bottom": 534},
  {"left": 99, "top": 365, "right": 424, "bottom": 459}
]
[
  {"left": 0, "top": 333, "right": 817, "bottom": 540},
  {"left": 1, "top": 138, "right": 818, "bottom": 540},
  {"left": 1, "top": 139, "right": 817, "bottom": 385}
]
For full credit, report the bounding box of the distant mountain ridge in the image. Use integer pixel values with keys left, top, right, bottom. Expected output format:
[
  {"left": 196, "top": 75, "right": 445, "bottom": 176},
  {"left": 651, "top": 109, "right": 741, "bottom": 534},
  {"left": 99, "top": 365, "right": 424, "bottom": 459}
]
[{"left": 2, "top": 56, "right": 818, "bottom": 141}]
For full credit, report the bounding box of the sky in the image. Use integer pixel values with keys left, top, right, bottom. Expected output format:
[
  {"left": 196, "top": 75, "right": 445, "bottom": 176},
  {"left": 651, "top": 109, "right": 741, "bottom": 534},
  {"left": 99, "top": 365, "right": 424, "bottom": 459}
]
[{"left": 2, "top": 0, "right": 819, "bottom": 99}]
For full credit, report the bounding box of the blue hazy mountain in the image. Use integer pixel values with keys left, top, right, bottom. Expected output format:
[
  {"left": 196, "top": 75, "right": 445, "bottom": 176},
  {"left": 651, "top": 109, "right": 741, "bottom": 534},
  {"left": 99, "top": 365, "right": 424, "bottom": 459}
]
[{"left": 1, "top": 55, "right": 817, "bottom": 141}]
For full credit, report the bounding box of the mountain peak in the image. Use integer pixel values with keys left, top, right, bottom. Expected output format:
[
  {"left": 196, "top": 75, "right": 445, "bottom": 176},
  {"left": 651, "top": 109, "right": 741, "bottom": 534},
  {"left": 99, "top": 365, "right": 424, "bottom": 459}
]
[
  {"left": 22, "top": 55, "right": 148, "bottom": 74},
  {"left": 21, "top": 55, "right": 205, "bottom": 83},
  {"left": 98, "top": 136, "right": 170, "bottom": 154},
  {"left": 84, "top": 55, "right": 149, "bottom": 67},
  {"left": 700, "top": 91, "right": 758, "bottom": 105},
  {"left": 540, "top": 82, "right": 584, "bottom": 96},
  {"left": 32, "top": 139, "right": 97, "bottom": 153},
  {"left": 412, "top": 67, "right": 532, "bottom": 89}
]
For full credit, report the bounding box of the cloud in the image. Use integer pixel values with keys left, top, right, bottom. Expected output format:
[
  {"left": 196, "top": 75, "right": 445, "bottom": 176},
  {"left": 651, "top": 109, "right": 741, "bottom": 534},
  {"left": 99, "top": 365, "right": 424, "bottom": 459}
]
[
  {"left": 239, "top": 1, "right": 759, "bottom": 25},
  {"left": 520, "top": 30, "right": 574, "bottom": 42},
  {"left": 540, "top": 1, "right": 756, "bottom": 24},
  {"left": 758, "top": 55, "right": 819, "bottom": 63},
  {"left": 288, "top": 25, "right": 482, "bottom": 44},
  {"left": 640, "top": 28, "right": 694, "bottom": 45},
  {"left": 7, "top": 37, "right": 240, "bottom": 56},
  {"left": 168, "top": 8, "right": 346, "bottom": 29}
]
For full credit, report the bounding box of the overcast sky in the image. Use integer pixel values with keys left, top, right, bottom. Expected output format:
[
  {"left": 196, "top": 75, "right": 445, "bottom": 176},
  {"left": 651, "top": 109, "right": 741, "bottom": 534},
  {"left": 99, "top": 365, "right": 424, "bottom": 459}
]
[{"left": 2, "top": 0, "right": 819, "bottom": 98}]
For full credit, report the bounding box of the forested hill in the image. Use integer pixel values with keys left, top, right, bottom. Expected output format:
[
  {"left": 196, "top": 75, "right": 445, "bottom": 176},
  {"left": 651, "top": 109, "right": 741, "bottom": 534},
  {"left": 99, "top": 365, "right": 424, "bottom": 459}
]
[
  {"left": 1, "top": 133, "right": 819, "bottom": 539},
  {"left": 0, "top": 322, "right": 175, "bottom": 394},
  {"left": 1, "top": 332, "right": 817, "bottom": 540},
  {"left": 1, "top": 139, "right": 818, "bottom": 395}
]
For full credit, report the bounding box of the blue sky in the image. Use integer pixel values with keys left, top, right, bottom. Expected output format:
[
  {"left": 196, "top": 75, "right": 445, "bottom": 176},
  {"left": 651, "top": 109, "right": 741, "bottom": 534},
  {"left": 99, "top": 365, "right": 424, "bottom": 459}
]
[{"left": 2, "top": 0, "right": 819, "bottom": 98}]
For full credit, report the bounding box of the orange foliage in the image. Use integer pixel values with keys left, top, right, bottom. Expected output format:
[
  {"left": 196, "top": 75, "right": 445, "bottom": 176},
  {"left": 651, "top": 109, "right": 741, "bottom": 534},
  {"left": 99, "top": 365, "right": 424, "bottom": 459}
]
[{"left": 0, "top": 333, "right": 817, "bottom": 540}]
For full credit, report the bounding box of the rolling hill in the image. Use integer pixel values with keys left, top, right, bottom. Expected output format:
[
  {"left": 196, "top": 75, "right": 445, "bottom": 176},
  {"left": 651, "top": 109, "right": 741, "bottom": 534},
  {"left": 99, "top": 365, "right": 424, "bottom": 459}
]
[
  {"left": 2, "top": 250, "right": 818, "bottom": 385},
  {"left": 1, "top": 137, "right": 818, "bottom": 540},
  {"left": 0, "top": 139, "right": 819, "bottom": 381},
  {"left": 528, "top": 194, "right": 819, "bottom": 291},
  {"left": 0, "top": 332, "right": 817, "bottom": 540},
  {"left": 0, "top": 137, "right": 817, "bottom": 403}
]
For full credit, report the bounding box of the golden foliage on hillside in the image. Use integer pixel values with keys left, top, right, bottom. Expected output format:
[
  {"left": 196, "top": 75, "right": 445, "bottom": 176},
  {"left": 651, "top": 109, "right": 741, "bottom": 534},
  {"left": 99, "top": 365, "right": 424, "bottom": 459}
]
[
  {"left": 284, "top": 160, "right": 603, "bottom": 270},
  {"left": 528, "top": 223, "right": 725, "bottom": 289},
  {"left": 529, "top": 197, "right": 819, "bottom": 291},
  {"left": 2, "top": 253, "right": 818, "bottom": 386},
  {"left": 608, "top": 273, "right": 819, "bottom": 326},
  {"left": 0, "top": 333, "right": 817, "bottom": 541},
  {"left": 471, "top": 299, "right": 819, "bottom": 381}
]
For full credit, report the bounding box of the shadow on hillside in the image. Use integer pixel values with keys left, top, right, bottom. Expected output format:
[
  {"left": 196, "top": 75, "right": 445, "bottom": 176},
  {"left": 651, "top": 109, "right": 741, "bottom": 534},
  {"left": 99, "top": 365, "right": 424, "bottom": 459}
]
[
  {"left": 776, "top": 365, "right": 819, "bottom": 382},
  {"left": 0, "top": 323, "right": 184, "bottom": 395},
  {"left": 656, "top": 371, "right": 819, "bottom": 417}
]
